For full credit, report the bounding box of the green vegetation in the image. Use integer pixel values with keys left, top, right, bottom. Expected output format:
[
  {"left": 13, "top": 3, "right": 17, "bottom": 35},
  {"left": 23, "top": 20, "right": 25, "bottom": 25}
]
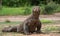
[
  {"left": 2, "top": 19, "right": 53, "bottom": 24},
  {"left": 0, "top": 5, "right": 60, "bottom": 16},
  {"left": 2, "top": 0, "right": 60, "bottom": 7},
  {"left": 0, "top": 22, "right": 21, "bottom": 25},
  {"left": 41, "top": 19, "right": 53, "bottom": 24},
  {"left": 42, "top": 2, "right": 58, "bottom": 14},
  {"left": 23, "top": 7, "right": 31, "bottom": 15},
  {"left": 0, "top": 0, "right": 59, "bottom": 15},
  {"left": 0, "top": 7, "right": 32, "bottom": 16},
  {"left": 0, "top": 19, "right": 53, "bottom": 24},
  {"left": 43, "top": 26, "right": 60, "bottom": 33}
]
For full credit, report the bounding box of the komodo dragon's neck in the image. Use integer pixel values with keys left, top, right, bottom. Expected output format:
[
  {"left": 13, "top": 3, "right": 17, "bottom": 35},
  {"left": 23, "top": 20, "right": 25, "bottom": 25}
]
[{"left": 31, "top": 14, "right": 40, "bottom": 19}]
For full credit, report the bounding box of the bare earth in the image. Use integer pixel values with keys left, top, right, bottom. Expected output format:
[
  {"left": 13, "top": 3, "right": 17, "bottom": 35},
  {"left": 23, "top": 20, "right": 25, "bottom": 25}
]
[
  {"left": 0, "top": 13, "right": 60, "bottom": 36},
  {"left": 0, "top": 33, "right": 60, "bottom": 36},
  {"left": 0, "top": 13, "right": 60, "bottom": 22}
]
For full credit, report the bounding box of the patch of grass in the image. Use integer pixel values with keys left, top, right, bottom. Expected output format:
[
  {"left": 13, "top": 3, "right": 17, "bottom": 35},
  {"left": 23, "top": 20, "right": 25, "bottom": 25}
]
[
  {"left": 43, "top": 26, "right": 60, "bottom": 33},
  {"left": 22, "top": 7, "right": 31, "bottom": 15},
  {"left": 1, "top": 6, "right": 60, "bottom": 16},
  {"left": 41, "top": 19, "right": 53, "bottom": 24},
  {"left": 0, "top": 19, "right": 53, "bottom": 25},
  {"left": 1, "top": 7, "right": 32, "bottom": 16},
  {"left": 0, "top": 22, "right": 21, "bottom": 25}
]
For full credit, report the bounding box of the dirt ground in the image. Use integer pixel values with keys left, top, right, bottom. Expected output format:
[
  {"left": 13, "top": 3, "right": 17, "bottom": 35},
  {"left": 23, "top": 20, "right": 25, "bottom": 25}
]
[
  {"left": 0, "top": 33, "right": 60, "bottom": 36},
  {"left": 0, "top": 13, "right": 60, "bottom": 36},
  {"left": 0, "top": 13, "right": 60, "bottom": 22}
]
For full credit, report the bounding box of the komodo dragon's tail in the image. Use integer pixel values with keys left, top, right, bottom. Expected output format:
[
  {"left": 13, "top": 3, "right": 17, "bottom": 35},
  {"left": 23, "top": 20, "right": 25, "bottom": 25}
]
[{"left": 2, "top": 26, "right": 17, "bottom": 32}]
